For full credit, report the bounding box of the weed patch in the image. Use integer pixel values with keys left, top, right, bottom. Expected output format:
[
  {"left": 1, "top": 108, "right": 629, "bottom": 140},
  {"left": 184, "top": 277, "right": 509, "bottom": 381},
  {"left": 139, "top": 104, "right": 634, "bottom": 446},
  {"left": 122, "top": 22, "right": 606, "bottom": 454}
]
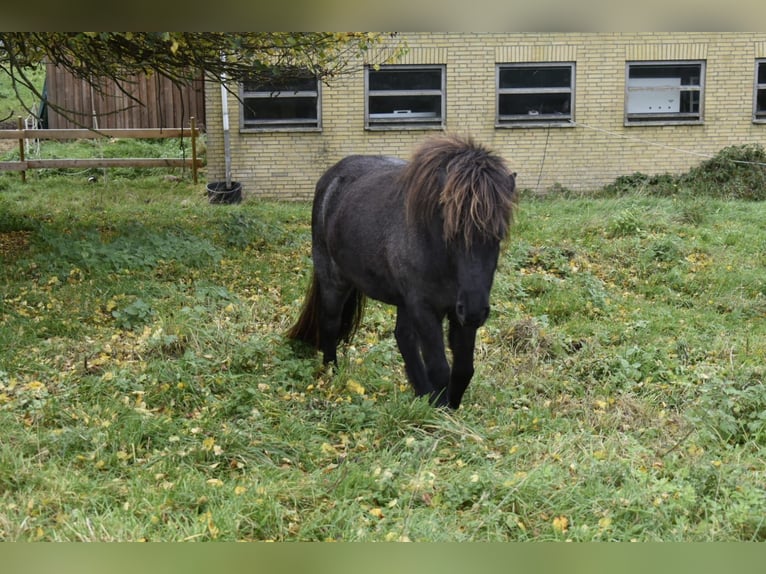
[{"left": 599, "top": 143, "right": 766, "bottom": 200}]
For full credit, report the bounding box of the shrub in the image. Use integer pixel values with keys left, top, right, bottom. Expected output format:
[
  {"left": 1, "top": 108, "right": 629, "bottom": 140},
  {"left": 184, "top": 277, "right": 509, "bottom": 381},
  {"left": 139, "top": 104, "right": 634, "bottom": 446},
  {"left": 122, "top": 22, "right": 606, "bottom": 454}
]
[
  {"left": 600, "top": 143, "right": 766, "bottom": 200},
  {"left": 601, "top": 172, "right": 678, "bottom": 197},
  {"left": 679, "top": 143, "right": 766, "bottom": 200}
]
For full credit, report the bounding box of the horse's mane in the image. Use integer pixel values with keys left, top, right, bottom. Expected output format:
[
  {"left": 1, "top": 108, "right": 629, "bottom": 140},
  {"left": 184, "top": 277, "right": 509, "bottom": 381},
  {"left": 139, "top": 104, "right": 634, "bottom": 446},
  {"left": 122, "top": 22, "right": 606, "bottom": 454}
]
[{"left": 399, "top": 134, "right": 517, "bottom": 246}]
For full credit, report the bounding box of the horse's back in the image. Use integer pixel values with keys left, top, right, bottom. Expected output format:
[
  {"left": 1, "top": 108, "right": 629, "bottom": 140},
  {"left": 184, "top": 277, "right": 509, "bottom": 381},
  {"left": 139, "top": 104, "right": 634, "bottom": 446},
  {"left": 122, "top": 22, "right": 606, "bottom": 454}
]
[
  {"left": 311, "top": 154, "right": 415, "bottom": 305},
  {"left": 316, "top": 155, "right": 405, "bottom": 196},
  {"left": 313, "top": 154, "right": 406, "bottom": 233}
]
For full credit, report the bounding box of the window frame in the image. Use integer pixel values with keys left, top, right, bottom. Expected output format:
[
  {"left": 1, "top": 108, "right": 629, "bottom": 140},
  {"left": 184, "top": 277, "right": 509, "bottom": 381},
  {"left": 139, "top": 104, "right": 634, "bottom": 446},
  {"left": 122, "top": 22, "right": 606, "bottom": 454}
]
[
  {"left": 364, "top": 64, "right": 446, "bottom": 130},
  {"left": 754, "top": 59, "right": 766, "bottom": 124},
  {"left": 495, "top": 62, "right": 576, "bottom": 128},
  {"left": 239, "top": 70, "right": 321, "bottom": 132},
  {"left": 624, "top": 60, "right": 705, "bottom": 126}
]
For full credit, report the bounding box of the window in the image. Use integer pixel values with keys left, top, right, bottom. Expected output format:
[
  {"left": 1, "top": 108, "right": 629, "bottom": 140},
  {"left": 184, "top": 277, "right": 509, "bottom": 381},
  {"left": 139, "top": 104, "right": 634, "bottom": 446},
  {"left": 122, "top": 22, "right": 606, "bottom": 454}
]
[
  {"left": 625, "top": 61, "right": 705, "bottom": 125},
  {"left": 240, "top": 69, "right": 320, "bottom": 130},
  {"left": 365, "top": 65, "right": 445, "bottom": 129},
  {"left": 755, "top": 60, "right": 766, "bottom": 123},
  {"left": 496, "top": 63, "right": 575, "bottom": 126}
]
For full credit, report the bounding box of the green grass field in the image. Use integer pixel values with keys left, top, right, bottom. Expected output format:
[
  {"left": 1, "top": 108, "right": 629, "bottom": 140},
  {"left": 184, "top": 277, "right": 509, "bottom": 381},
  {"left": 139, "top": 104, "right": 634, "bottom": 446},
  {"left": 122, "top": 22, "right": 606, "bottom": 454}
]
[{"left": 1, "top": 144, "right": 766, "bottom": 541}]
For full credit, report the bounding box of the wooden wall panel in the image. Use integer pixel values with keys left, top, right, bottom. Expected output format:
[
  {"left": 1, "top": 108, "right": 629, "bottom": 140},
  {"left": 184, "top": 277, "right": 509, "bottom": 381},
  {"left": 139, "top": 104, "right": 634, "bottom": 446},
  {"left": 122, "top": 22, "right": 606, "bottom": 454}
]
[{"left": 44, "top": 63, "right": 205, "bottom": 131}]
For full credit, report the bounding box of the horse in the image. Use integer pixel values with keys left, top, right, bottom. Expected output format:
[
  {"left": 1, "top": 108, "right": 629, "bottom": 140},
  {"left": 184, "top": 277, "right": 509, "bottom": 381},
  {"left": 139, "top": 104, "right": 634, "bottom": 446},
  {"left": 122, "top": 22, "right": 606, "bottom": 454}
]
[{"left": 287, "top": 134, "right": 517, "bottom": 409}]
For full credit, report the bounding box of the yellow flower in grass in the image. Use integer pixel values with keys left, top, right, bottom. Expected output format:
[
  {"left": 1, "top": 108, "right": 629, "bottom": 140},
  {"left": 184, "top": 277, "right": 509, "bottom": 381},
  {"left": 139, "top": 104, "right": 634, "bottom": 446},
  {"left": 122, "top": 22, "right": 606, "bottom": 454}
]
[
  {"left": 552, "top": 515, "right": 569, "bottom": 534},
  {"left": 346, "top": 379, "right": 365, "bottom": 395},
  {"left": 25, "top": 380, "right": 46, "bottom": 392}
]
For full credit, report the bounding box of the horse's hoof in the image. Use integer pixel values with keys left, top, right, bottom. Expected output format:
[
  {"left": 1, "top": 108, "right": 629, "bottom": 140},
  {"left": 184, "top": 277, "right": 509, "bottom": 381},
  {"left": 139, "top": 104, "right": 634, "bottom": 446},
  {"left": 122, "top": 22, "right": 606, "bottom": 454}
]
[{"left": 428, "top": 390, "right": 450, "bottom": 408}]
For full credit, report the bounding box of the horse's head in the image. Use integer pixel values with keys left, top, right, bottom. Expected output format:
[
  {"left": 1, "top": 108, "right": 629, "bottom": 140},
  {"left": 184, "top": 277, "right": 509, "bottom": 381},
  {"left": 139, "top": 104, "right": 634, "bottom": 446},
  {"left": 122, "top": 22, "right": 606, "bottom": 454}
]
[
  {"left": 400, "top": 135, "right": 517, "bottom": 328},
  {"left": 446, "top": 164, "right": 514, "bottom": 329},
  {"left": 453, "top": 238, "right": 502, "bottom": 328}
]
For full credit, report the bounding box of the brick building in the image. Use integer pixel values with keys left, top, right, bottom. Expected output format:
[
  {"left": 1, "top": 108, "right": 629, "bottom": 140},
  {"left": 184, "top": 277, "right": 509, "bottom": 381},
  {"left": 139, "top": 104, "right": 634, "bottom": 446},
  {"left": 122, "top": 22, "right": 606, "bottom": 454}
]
[{"left": 204, "top": 32, "right": 766, "bottom": 199}]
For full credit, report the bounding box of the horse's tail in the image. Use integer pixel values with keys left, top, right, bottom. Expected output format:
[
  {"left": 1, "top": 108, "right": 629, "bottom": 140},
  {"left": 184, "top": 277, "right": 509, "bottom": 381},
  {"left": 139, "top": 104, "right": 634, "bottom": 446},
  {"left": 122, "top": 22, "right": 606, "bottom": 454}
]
[
  {"left": 338, "top": 287, "right": 366, "bottom": 344},
  {"left": 287, "top": 272, "right": 322, "bottom": 347},
  {"left": 287, "top": 272, "right": 366, "bottom": 348}
]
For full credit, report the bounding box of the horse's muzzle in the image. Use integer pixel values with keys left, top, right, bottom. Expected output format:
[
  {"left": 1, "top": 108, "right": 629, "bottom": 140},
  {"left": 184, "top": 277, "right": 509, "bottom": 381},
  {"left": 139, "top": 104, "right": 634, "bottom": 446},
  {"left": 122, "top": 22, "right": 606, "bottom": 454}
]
[{"left": 455, "top": 298, "right": 490, "bottom": 328}]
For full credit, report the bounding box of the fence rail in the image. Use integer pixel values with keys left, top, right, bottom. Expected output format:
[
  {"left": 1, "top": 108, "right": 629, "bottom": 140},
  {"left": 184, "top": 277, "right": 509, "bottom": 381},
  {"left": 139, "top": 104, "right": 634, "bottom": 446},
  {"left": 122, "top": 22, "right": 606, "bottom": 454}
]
[{"left": 0, "top": 118, "right": 201, "bottom": 183}]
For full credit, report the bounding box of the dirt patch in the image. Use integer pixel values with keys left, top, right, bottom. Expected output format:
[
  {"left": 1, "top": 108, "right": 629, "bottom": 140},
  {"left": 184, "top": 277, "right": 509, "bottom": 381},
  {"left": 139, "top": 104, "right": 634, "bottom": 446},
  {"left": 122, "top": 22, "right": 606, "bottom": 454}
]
[{"left": 0, "top": 231, "right": 32, "bottom": 260}]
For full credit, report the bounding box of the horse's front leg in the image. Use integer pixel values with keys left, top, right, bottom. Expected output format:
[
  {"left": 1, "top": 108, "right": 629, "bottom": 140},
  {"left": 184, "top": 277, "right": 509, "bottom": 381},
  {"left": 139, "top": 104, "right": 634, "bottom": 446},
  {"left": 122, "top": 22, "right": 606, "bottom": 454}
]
[
  {"left": 447, "top": 317, "right": 478, "bottom": 409},
  {"left": 395, "top": 306, "right": 450, "bottom": 406}
]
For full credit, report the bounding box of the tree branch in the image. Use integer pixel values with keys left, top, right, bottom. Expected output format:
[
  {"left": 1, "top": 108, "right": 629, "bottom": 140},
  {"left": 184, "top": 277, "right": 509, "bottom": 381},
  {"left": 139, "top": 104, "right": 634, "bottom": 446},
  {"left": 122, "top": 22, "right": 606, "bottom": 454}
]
[{"left": 0, "top": 32, "right": 405, "bottom": 127}]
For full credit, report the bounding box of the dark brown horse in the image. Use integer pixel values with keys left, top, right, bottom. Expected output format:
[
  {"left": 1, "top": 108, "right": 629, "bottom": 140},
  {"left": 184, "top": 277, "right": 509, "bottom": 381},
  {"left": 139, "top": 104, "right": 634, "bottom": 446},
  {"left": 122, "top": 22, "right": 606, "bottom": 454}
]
[{"left": 288, "top": 134, "right": 517, "bottom": 409}]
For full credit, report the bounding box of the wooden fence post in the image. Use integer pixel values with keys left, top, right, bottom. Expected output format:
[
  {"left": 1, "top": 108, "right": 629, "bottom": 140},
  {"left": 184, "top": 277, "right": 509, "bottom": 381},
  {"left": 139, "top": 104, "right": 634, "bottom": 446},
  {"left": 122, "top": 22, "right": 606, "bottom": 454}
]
[
  {"left": 190, "top": 117, "right": 198, "bottom": 185},
  {"left": 17, "top": 117, "right": 25, "bottom": 183}
]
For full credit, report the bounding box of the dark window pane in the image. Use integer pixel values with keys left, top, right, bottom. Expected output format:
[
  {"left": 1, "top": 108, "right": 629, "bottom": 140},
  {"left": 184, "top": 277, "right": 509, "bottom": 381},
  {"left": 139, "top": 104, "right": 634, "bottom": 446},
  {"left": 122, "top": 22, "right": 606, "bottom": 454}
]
[
  {"left": 679, "top": 91, "right": 700, "bottom": 113},
  {"left": 629, "top": 64, "right": 701, "bottom": 86},
  {"left": 757, "top": 90, "right": 766, "bottom": 114},
  {"left": 499, "top": 93, "right": 571, "bottom": 116},
  {"left": 759, "top": 63, "right": 766, "bottom": 85},
  {"left": 369, "top": 69, "right": 442, "bottom": 91},
  {"left": 499, "top": 66, "right": 571, "bottom": 89},
  {"left": 369, "top": 95, "right": 441, "bottom": 117},
  {"left": 244, "top": 97, "right": 317, "bottom": 121}
]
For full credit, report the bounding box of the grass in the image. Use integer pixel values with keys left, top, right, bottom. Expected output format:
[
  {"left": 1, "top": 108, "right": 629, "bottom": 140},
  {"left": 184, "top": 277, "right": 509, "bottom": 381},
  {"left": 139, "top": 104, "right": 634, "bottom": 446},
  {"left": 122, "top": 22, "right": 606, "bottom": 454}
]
[
  {"left": 1, "top": 148, "right": 766, "bottom": 541},
  {"left": 0, "top": 65, "right": 45, "bottom": 126},
  {"left": 0, "top": 135, "right": 200, "bottom": 182}
]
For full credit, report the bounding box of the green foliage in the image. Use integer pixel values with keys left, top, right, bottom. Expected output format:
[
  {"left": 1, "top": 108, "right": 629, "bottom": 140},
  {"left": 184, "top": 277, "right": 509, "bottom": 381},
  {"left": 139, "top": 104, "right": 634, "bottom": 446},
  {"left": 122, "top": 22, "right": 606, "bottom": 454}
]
[
  {"left": 691, "top": 371, "right": 766, "bottom": 446},
  {"left": 1, "top": 176, "right": 766, "bottom": 541},
  {"left": 607, "top": 208, "right": 644, "bottom": 237},
  {"left": 0, "top": 33, "right": 404, "bottom": 121},
  {"left": 32, "top": 224, "right": 219, "bottom": 277},
  {"left": 599, "top": 144, "right": 766, "bottom": 200},
  {"left": 111, "top": 298, "right": 155, "bottom": 330},
  {"left": 601, "top": 172, "right": 679, "bottom": 197},
  {"left": 679, "top": 144, "right": 766, "bottom": 200},
  {"left": 0, "top": 65, "right": 45, "bottom": 123},
  {"left": 220, "top": 212, "right": 276, "bottom": 249}
]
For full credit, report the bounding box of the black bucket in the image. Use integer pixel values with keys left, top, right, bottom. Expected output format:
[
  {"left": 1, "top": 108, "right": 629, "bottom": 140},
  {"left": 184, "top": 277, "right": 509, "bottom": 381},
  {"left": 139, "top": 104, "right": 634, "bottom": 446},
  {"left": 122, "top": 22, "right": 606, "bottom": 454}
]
[{"left": 207, "top": 181, "right": 242, "bottom": 205}]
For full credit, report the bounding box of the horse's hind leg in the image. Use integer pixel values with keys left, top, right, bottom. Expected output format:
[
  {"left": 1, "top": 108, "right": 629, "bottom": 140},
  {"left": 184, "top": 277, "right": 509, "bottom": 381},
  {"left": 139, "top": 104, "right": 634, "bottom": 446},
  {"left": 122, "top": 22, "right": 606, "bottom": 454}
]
[{"left": 316, "top": 279, "right": 354, "bottom": 365}]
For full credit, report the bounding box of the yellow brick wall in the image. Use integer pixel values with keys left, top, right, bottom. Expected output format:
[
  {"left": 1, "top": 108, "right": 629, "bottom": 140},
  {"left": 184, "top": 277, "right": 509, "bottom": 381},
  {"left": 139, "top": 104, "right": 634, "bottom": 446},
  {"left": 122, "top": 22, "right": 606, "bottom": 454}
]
[{"left": 204, "top": 32, "right": 766, "bottom": 200}]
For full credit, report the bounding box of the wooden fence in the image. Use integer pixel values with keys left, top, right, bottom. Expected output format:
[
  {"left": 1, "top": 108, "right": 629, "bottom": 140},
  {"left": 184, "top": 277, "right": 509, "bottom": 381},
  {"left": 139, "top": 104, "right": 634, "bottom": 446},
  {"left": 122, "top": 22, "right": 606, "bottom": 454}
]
[
  {"left": 0, "top": 117, "right": 201, "bottom": 183},
  {"left": 44, "top": 63, "right": 206, "bottom": 130}
]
